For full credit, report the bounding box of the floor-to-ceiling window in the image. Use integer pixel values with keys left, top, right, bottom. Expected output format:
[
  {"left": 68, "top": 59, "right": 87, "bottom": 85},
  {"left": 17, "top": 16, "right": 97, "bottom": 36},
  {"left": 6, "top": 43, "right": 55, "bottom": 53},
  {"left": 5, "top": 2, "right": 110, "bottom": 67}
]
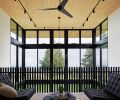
[
  {"left": 10, "top": 20, "right": 17, "bottom": 67},
  {"left": 10, "top": 19, "right": 23, "bottom": 67},
  {"left": 95, "top": 19, "right": 108, "bottom": 67}
]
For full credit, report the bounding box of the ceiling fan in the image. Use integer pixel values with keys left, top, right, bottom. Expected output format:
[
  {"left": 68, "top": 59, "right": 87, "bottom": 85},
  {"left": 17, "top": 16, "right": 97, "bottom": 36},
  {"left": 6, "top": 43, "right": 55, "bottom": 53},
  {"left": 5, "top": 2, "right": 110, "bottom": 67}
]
[{"left": 37, "top": 0, "right": 73, "bottom": 18}]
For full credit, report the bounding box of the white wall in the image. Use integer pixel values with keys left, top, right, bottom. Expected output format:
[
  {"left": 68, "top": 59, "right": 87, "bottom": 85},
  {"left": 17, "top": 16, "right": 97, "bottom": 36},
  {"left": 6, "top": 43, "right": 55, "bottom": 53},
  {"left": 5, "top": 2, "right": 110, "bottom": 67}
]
[
  {"left": 108, "top": 7, "right": 120, "bottom": 66},
  {"left": 0, "top": 8, "right": 10, "bottom": 67}
]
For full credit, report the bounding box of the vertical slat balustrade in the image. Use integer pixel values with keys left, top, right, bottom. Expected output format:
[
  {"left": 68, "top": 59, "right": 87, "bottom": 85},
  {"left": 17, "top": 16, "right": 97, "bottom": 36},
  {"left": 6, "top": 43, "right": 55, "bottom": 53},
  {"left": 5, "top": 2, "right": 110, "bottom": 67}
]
[{"left": 0, "top": 67, "right": 120, "bottom": 92}]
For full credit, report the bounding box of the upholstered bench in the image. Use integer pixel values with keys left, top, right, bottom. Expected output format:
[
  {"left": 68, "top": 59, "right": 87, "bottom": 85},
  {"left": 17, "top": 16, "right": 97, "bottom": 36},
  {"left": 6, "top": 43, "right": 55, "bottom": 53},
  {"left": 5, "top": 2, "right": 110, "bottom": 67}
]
[
  {"left": 0, "top": 74, "right": 36, "bottom": 100},
  {"left": 84, "top": 73, "right": 120, "bottom": 100}
]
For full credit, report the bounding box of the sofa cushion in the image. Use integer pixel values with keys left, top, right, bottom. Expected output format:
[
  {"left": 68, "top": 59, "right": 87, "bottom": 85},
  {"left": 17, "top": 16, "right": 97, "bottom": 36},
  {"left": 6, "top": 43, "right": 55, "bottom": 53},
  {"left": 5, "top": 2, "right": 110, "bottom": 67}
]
[
  {"left": 84, "top": 88, "right": 119, "bottom": 100},
  {"left": 0, "top": 74, "right": 14, "bottom": 88},
  {"left": 0, "top": 82, "right": 18, "bottom": 98},
  {"left": 17, "top": 87, "right": 36, "bottom": 99},
  {"left": 104, "top": 73, "right": 120, "bottom": 98}
]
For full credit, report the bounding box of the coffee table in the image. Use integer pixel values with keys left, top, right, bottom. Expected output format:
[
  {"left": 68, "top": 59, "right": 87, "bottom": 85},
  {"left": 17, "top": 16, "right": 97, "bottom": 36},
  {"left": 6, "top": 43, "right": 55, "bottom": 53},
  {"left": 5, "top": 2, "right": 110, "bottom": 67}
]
[
  {"left": 43, "top": 92, "right": 76, "bottom": 100},
  {"left": 58, "top": 96, "right": 68, "bottom": 100}
]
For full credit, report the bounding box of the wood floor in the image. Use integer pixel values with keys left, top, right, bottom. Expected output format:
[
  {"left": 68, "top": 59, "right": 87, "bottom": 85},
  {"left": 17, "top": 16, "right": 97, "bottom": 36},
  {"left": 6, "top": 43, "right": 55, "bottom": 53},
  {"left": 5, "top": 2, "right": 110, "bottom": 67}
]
[{"left": 30, "top": 92, "right": 89, "bottom": 100}]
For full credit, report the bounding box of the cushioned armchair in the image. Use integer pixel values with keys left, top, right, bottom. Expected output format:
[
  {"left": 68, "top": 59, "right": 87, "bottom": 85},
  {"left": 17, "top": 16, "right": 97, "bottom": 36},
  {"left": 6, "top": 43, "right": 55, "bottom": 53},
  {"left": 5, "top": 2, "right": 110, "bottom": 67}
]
[
  {"left": 0, "top": 74, "right": 36, "bottom": 100},
  {"left": 84, "top": 73, "right": 120, "bottom": 100}
]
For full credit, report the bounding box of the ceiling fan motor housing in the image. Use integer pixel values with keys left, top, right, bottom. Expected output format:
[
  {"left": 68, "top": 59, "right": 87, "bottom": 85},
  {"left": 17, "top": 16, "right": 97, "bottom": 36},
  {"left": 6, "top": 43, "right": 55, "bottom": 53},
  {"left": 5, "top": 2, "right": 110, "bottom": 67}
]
[{"left": 58, "top": 5, "right": 63, "bottom": 10}]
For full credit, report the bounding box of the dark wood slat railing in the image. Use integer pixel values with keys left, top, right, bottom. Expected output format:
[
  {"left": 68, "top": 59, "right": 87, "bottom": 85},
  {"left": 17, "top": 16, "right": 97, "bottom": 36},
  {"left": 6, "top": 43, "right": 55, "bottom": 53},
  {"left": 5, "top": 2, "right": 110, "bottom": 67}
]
[{"left": 0, "top": 67, "right": 120, "bottom": 93}]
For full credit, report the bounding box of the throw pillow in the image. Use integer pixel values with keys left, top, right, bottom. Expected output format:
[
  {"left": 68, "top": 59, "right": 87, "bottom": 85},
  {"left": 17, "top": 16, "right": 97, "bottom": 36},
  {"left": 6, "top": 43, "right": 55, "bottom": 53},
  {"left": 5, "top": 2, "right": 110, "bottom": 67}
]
[{"left": 0, "top": 82, "right": 18, "bottom": 98}]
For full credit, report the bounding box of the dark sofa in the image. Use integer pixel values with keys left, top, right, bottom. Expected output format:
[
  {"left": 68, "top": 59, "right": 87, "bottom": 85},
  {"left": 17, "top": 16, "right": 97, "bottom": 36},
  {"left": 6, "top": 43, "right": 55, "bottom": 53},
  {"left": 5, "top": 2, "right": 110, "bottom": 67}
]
[
  {"left": 84, "top": 73, "right": 120, "bottom": 100},
  {"left": 0, "top": 74, "right": 36, "bottom": 100}
]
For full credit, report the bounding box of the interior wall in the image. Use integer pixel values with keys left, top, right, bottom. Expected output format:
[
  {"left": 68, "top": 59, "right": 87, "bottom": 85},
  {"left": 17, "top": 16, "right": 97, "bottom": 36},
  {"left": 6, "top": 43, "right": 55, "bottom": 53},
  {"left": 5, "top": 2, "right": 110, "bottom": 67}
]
[
  {"left": 0, "top": 8, "right": 10, "bottom": 67},
  {"left": 108, "top": 7, "right": 120, "bottom": 66}
]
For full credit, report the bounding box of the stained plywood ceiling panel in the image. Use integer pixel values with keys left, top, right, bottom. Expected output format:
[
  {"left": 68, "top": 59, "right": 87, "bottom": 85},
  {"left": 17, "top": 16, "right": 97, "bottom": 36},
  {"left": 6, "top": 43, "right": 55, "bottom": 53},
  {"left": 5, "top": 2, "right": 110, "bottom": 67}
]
[{"left": 0, "top": 0, "right": 120, "bottom": 29}]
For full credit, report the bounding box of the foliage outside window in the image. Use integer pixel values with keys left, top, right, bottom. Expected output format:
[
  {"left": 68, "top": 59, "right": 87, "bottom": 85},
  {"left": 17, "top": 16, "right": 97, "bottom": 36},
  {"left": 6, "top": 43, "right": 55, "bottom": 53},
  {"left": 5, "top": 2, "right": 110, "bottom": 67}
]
[
  {"left": 40, "top": 49, "right": 64, "bottom": 68},
  {"left": 81, "top": 49, "right": 93, "bottom": 67}
]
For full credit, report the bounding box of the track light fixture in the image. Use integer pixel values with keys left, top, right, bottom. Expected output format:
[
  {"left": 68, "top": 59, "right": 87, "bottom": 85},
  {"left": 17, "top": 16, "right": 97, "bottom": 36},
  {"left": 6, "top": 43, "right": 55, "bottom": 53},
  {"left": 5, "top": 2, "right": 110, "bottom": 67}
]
[
  {"left": 81, "top": 0, "right": 104, "bottom": 28},
  {"left": 93, "top": 9, "right": 95, "bottom": 13},
  {"left": 24, "top": 9, "right": 26, "bottom": 14},
  {"left": 17, "top": 0, "right": 37, "bottom": 27},
  {"left": 87, "top": 17, "right": 88, "bottom": 21},
  {"left": 30, "top": 18, "right": 32, "bottom": 22},
  {"left": 14, "top": 0, "right": 17, "bottom": 1}
]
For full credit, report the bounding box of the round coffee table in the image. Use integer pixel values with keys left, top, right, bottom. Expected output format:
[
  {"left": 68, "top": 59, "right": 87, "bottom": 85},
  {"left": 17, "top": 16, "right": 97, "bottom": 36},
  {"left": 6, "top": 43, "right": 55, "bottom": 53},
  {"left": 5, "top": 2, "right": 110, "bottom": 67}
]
[{"left": 43, "top": 92, "right": 76, "bottom": 100}]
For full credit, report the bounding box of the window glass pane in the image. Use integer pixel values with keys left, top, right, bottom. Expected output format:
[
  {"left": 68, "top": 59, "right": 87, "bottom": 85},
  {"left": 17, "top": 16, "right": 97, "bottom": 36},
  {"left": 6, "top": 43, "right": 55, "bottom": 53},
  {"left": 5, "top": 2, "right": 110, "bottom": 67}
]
[
  {"left": 11, "top": 44, "right": 16, "bottom": 67},
  {"left": 102, "top": 20, "right": 108, "bottom": 39},
  {"left": 18, "top": 27, "right": 22, "bottom": 42},
  {"left": 53, "top": 49, "right": 65, "bottom": 67},
  {"left": 25, "top": 49, "right": 37, "bottom": 67},
  {"left": 68, "top": 31, "right": 79, "bottom": 44},
  {"left": 102, "top": 44, "right": 108, "bottom": 67},
  {"left": 18, "top": 47, "right": 22, "bottom": 67},
  {"left": 39, "top": 31, "right": 49, "bottom": 44},
  {"left": 96, "top": 26, "right": 100, "bottom": 43},
  {"left": 96, "top": 48, "right": 100, "bottom": 67},
  {"left": 81, "top": 49, "right": 93, "bottom": 67},
  {"left": 26, "top": 31, "right": 37, "bottom": 44},
  {"left": 54, "top": 31, "right": 64, "bottom": 44},
  {"left": 10, "top": 20, "right": 16, "bottom": 39},
  {"left": 68, "top": 49, "right": 80, "bottom": 67},
  {"left": 38, "top": 49, "right": 50, "bottom": 67},
  {"left": 81, "top": 31, "right": 92, "bottom": 44}
]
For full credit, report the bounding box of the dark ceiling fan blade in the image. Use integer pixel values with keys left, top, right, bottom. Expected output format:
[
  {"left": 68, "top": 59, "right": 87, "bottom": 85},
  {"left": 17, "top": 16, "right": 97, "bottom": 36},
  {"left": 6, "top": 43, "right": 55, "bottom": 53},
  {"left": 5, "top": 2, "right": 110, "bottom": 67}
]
[
  {"left": 59, "top": 8, "right": 73, "bottom": 18},
  {"left": 37, "top": 8, "right": 57, "bottom": 10},
  {"left": 59, "top": 0, "right": 68, "bottom": 8}
]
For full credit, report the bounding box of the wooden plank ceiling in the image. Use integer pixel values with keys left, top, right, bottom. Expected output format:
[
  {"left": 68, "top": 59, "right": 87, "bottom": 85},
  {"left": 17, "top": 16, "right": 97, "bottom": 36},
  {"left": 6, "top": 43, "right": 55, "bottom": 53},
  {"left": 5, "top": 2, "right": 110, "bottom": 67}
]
[{"left": 0, "top": 0, "right": 120, "bottom": 29}]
